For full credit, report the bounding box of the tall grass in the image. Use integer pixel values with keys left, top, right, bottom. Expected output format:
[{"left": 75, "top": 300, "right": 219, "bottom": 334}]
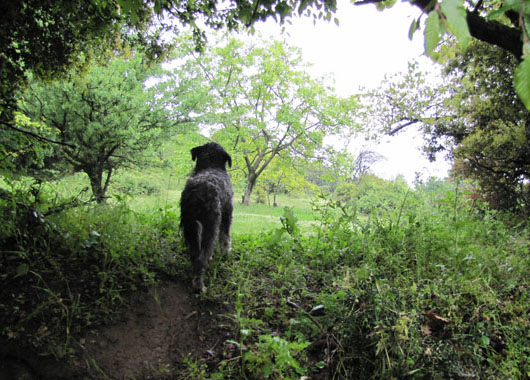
[{"left": 203, "top": 180, "right": 530, "bottom": 379}]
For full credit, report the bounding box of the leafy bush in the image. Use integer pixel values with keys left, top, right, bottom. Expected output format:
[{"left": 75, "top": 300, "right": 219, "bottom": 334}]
[
  {"left": 112, "top": 173, "right": 161, "bottom": 196},
  {"left": 243, "top": 334, "right": 310, "bottom": 379},
  {"left": 333, "top": 175, "right": 410, "bottom": 215},
  {"left": 2, "top": 177, "right": 529, "bottom": 379}
]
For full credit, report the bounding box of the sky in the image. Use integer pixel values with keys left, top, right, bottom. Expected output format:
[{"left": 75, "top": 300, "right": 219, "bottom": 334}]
[{"left": 251, "top": 0, "right": 452, "bottom": 184}]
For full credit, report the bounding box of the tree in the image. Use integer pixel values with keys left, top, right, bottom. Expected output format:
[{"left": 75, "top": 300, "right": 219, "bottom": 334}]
[
  {"left": 193, "top": 37, "right": 359, "bottom": 205},
  {"left": 4, "top": 0, "right": 530, "bottom": 122},
  {"left": 360, "top": 61, "right": 444, "bottom": 141},
  {"left": 257, "top": 155, "right": 314, "bottom": 206},
  {"left": 18, "top": 54, "right": 189, "bottom": 203},
  {"left": 0, "top": 0, "right": 337, "bottom": 132},
  {"left": 365, "top": 41, "right": 530, "bottom": 212},
  {"left": 443, "top": 42, "right": 530, "bottom": 211},
  {"left": 0, "top": 1, "right": 147, "bottom": 128}
]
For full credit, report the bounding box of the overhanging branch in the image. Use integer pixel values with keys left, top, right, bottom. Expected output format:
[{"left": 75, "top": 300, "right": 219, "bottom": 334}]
[
  {"left": 355, "top": 0, "right": 523, "bottom": 59},
  {"left": 388, "top": 118, "right": 421, "bottom": 135},
  {"left": 1, "top": 121, "right": 76, "bottom": 148}
]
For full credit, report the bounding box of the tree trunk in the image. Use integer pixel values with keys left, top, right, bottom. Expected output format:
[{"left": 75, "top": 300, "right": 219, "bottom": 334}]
[
  {"left": 242, "top": 172, "right": 258, "bottom": 206},
  {"left": 85, "top": 166, "right": 112, "bottom": 204}
]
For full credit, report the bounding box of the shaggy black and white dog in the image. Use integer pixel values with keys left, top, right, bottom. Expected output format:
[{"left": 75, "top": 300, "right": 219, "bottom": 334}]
[{"left": 180, "top": 142, "right": 233, "bottom": 292}]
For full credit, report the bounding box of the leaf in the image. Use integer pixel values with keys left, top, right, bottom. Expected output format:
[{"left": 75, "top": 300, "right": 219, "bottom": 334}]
[
  {"left": 441, "top": 0, "right": 471, "bottom": 50},
  {"left": 487, "top": 3, "right": 517, "bottom": 20},
  {"left": 515, "top": 56, "right": 530, "bottom": 110},
  {"left": 408, "top": 18, "right": 420, "bottom": 41},
  {"left": 15, "top": 263, "right": 29, "bottom": 278},
  {"left": 424, "top": 11, "right": 441, "bottom": 56},
  {"left": 375, "top": 0, "right": 397, "bottom": 11}
]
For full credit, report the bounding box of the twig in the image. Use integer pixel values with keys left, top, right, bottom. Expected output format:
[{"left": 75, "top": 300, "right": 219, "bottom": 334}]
[
  {"left": 184, "top": 310, "right": 198, "bottom": 320},
  {"left": 286, "top": 299, "right": 327, "bottom": 337}
]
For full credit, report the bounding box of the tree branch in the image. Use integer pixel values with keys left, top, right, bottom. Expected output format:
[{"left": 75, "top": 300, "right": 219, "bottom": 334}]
[
  {"left": 388, "top": 118, "right": 421, "bottom": 135},
  {"left": 465, "top": 11, "right": 522, "bottom": 59},
  {"left": 1, "top": 121, "right": 76, "bottom": 148},
  {"left": 356, "top": 0, "right": 523, "bottom": 59}
]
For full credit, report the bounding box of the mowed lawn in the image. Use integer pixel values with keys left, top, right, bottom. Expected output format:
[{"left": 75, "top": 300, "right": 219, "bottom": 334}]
[
  {"left": 231, "top": 193, "right": 317, "bottom": 235},
  {"left": 51, "top": 171, "right": 318, "bottom": 235},
  {"left": 128, "top": 189, "right": 318, "bottom": 235}
]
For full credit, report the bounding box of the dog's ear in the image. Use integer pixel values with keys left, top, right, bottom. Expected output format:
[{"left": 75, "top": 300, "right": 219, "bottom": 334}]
[
  {"left": 225, "top": 152, "right": 232, "bottom": 168},
  {"left": 191, "top": 146, "right": 202, "bottom": 161}
]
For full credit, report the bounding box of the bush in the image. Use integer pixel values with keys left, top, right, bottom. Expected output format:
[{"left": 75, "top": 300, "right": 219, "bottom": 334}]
[
  {"left": 204, "top": 180, "right": 529, "bottom": 379},
  {"left": 112, "top": 173, "right": 161, "bottom": 196},
  {"left": 254, "top": 187, "right": 268, "bottom": 204}
]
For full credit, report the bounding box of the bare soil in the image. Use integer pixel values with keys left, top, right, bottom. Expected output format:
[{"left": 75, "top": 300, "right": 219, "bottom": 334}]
[
  {"left": 80, "top": 281, "right": 231, "bottom": 380},
  {"left": 0, "top": 281, "right": 232, "bottom": 380}
]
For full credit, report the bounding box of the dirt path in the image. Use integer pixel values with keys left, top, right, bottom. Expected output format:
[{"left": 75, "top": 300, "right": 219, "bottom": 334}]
[{"left": 80, "top": 282, "right": 231, "bottom": 380}]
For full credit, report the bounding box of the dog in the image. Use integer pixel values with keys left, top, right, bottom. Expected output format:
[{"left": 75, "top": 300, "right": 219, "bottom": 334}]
[{"left": 180, "top": 142, "right": 233, "bottom": 292}]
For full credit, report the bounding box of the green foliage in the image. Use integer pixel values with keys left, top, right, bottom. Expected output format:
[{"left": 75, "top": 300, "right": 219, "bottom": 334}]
[
  {"left": 17, "top": 53, "right": 191, "bottom": 203},
  {"left": 308, "top": 180, "right": 529, "bottom": 378},
  {"left": 424, "top": 11, "right": 443, "bottom": 56},
  {"left": 361, "top": 60, "right": 438, "bottom": 137},
  {"left": 0, "top": 113, "right": 58, "bottom": 178},
  {"left": 482, "top": 0, "right": 530, "bottom": 109},
  {"left": 199, "top": 178, "right": 530, "bottom": 379},
  {"left": 243, "top": 334, "right": 310, "bottom": 379},
  {"left": 186, "top": 35, "right": 360, "bottom": 204},
  {"left": 514, "top": 56, "right": 530, "bottom": 109},
  {"left": 2, "top": 174, "right": 529, "bottom": 378},
  {"left": 365, "top": 42, "right": 530, "bottom": 213},
  {"left": 440, "top": 0, "right": 470, "bottom": 50},
  {"left": 334, "top": 174, "right": 409, "bottom": 215},
  {"left": 112, "top": 171, "right": 162, "bottom": 196},
  {"left": 443, "top": 42, "right": 530, "bottom": 212}
]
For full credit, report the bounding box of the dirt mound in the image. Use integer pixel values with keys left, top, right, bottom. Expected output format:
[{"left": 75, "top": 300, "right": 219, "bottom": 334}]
[{"left": 81, "top": 282, "right": 231, "bottom": 380}]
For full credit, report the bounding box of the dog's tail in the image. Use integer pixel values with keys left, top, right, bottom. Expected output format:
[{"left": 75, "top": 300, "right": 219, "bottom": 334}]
[
  {"left": 182, "top": 218, "right": 203, "bottom": 253},
  {"left": 195, "top": 220, "right": 203, "bottom": 252}
]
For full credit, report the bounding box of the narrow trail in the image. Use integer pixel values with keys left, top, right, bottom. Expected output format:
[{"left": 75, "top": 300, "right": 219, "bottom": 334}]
[
  {"left": 81, "top": 282, "right": 230, "bottom": 379},
  {"left": 0, "top": 282, "right": 231, "bottom": 380}
]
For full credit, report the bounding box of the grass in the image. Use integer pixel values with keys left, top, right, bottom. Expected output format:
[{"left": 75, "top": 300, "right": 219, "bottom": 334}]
[
  {"left": 124, "top": 190, "right": 317, "bottom": 235},
  {"left": 45, "top": 168, "right": 318, "bottom": 235},
  {"left": 2, "top": 172, "right": 529, "bottom": 379},
  {"left": 232, "top": 194, "right": 316, "bottom": 235}
]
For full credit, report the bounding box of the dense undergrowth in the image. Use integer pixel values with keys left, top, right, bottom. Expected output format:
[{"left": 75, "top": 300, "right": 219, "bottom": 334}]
[
  {"left": 1, "top": 178, "right": 529, "bottom": 379},
  {"left": 203, "top": 181, "right": 530, "bottom": 379},
  {"left": 0, "top": 184, "right": 184, "bottom": 360}
]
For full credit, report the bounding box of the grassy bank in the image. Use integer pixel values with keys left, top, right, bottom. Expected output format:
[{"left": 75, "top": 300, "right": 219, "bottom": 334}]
[{"left": 1, "top": 176, "right": 529, "bottom": 379}]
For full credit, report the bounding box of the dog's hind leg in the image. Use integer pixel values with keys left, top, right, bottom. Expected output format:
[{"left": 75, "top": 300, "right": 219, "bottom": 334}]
[
  {"left": 219, "top": 212, "right": 232, "bottom": 255},
  {"left": 193, "top": 218, "right": 220, "bottom": 292},
  {"left": 185, "top": 221, "right": 206, "bottom": 292}
]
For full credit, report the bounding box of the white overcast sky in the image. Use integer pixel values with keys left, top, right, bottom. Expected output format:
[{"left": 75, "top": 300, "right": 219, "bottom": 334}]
[{"left": 250, "top": 0, "right": 451, "bottom": 183}]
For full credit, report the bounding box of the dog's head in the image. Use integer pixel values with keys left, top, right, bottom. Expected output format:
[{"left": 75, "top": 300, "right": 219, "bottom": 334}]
[{"left": 190, "top": 142, "right": 232, "bottom": 172}]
